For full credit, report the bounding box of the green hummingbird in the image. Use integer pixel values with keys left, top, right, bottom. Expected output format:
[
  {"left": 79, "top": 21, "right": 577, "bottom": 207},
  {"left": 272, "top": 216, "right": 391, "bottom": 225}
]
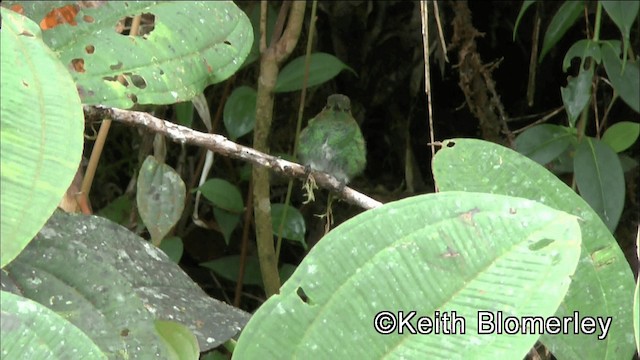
[{"left": 297, "top": 94, "right": 367, "bottom": 185}]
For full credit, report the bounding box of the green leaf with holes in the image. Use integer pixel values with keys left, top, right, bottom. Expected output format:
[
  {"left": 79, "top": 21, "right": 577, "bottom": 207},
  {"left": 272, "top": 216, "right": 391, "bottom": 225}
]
[
  {"left": 234, "top": 192, "right": 582, "bottom": 359},
  {"left": 137, "top": 156, "right": 186, "bottom": 244},
  {"left": 10, "top": 1, "right": 253, "bottom": 108},
  {"left": 561, "top": 68, "right": 593, "bottom": 126},
  {"left": 0, "top": 8, "right": 84, "bottom": 268},
  {"left": 432, "top": 138, "right": 635, "bottom": 360}
]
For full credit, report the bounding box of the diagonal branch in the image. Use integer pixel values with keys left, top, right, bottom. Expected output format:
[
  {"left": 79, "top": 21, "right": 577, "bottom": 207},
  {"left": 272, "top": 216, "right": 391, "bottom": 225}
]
[{"left": 83, "top": 105, "right": 383, "bottom": 210}]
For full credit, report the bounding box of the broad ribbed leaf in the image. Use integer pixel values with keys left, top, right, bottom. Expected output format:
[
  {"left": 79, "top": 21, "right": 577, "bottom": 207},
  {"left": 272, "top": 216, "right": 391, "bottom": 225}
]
[
  {"left": 1, "top": 212, "right": 250, "bottom": 353},
  {"left": 0, "top": 8, "right": 83, "bottom": 268},
  {"left": 432, "top": 138, "right": 635, "bottom": 360},
  {"left": 234, "top": 192, "right": 582, "bottom": 359}
]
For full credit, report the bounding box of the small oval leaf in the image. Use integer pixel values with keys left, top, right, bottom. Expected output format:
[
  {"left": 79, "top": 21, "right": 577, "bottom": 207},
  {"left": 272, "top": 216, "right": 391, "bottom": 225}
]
[
  {"left": 224, "top": 86, "right": 257, "bottom": 140},
  {"left": 274, "top": 53, "right": 355, "bottom": 93},
  {"left": 271, "top": 203, "right": 306, "bottom": 246},
  {"left": 137, "top": 156, "right": 186, "bottom": 244},
  {"left": 601, "top": 121, "right": 640, "bottom": 153},
  {"left": 155, "top": 320, "right": 200, "bottom": 360},
  {"left": 198, "top": 178, "right": 244, "bottom": 213}
]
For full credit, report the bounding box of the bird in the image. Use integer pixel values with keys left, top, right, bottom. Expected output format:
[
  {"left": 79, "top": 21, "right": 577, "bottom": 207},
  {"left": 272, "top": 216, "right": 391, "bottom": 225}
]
[{"left": 297, "top": 94, "right": 367, "bottom": 186}]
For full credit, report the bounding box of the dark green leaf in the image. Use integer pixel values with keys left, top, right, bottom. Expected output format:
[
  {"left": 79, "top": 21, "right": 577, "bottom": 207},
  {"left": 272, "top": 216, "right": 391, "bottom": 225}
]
[
  {"left": 97, "top": 195, "right": 133, "bottom": 226},
  {"left": 175, "top": 101, "right": 195, "bottom": 127},
  {"left": 515, "top": 124, "right": 573, "bottom": 165},
  {"left": 275, "top": 53, "right": 355, "bottom": 93},
  {"left": 137, "top": 156, "right": 186, "bottom": 244},
  {"left": 224, "top": 86, "right": 257, "bottom": 140},
  {"left": 540, "top": 1, "right": 583, "bottom": 63},
  {"left": 601, "top": 42, "right": 640, "bottom": 112},
  {"left": 201, "top": 256, "right": 263, "bottom": 287},
  {"left": 271, "top": 203, "right": 306, "bottom": 246},
  {"left": 513, "top": 0, "right": 537, "bottom": 41},
  {"left": 561, "top": 68, "right": 593, "bottom": 125},
  {"left": 198, "top": 178, "right": 244, "bottom": 213},
  {"left": 601, "top": 121, "right": 640, "bottom": 153},
  {"left": 159, "top": 236, "right": 184, "bottom": 264},
  {"left": 601, "top": 0, "right": 639, "bottom": 68},
  {"left": 213, "top": 207, "right": 241, "bottom": 245},
  {"left": 574, "top": 138, "right": 625, "bottom": 232},
  {"left": 2, "top": 212, "right": 250, "bottom": 353}
]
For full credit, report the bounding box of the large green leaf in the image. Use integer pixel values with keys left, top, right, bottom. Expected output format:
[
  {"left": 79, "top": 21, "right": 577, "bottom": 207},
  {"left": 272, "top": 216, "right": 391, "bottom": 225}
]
[
  {"left": 0, "top": 8, "right": 83, "bottom": 268},
  {"left": 10, "top": 1, "right": 253, "bottom": 108},
  {"left": 234, "top": 192, "right": 582, "bottom": 358},
  {"left": 1, "top": 291, "right": 106, "bottom": 359},
  {"left": 137, "top": 156, "right": 186, "bottom": 245},
  {"left": 574, "top": 138, "right": 625, "bottom": 232},
  {"left": 1, "top": 211, "right": 250, "bottom": 353},
  {"left": 432, "top": 138, "right": 636, "bottom": 360}
]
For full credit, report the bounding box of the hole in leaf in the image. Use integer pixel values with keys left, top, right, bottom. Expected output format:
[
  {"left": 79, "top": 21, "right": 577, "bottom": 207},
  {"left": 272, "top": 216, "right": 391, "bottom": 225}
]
[
  {"left": 128, "top": 93, "right": 138, "bottom": 104},
  {"left": 85, "top": 45, "right": 95, "bottom": 54},
  {"left": 446, "top": 141, "right": 455, "bottom": 148},
  {"left": 71, "top": 58, "right": 85, "bottom": 73},
  {"left": 114, "top": 13, "right": 155, "bottom": 36},
  {"left": 130, "top": 74, "right": 147, "bottom": 89},
  {"left": 224, "top": 40, "right": 231, "bottom": 45},
  {"left": 296, "top": 287, "right": 311, "bottom": 304},
  {"left": 110, "top": 61, "right": 123, "bottom": 70},
  {"left": 120, "top": 328, "right": 129, "bottom": 337},
  {"left": 528, "top": 238, "right": 555, "bottom": 251},
  {"left": 83, "top": 15, "right": 94, "bottom": 23}
]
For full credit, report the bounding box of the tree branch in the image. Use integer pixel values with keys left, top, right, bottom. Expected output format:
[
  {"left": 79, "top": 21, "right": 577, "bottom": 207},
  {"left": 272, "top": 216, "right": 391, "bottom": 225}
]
[{"left": 83, "top": 105, "right": 383, "bottom": 209}]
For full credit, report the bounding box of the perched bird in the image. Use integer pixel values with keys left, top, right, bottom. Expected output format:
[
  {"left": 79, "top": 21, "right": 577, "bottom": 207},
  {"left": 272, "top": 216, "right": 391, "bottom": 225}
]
[{"left": 297, "top": 94, "right": 367, "bottom": 185}]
